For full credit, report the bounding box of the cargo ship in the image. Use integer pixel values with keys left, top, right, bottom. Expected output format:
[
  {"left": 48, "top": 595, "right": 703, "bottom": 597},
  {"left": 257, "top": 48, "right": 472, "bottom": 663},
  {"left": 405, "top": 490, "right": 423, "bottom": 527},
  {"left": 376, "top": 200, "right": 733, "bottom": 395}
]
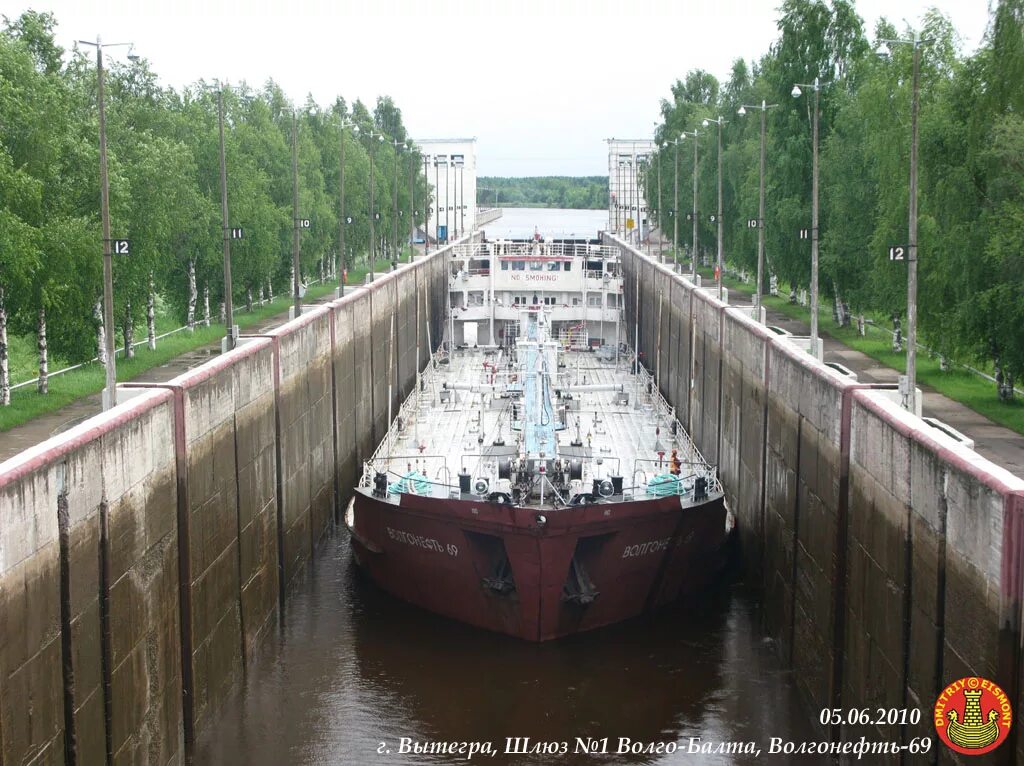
[{"left": 345, "top": 241, "right": 733, "bottom": 641}]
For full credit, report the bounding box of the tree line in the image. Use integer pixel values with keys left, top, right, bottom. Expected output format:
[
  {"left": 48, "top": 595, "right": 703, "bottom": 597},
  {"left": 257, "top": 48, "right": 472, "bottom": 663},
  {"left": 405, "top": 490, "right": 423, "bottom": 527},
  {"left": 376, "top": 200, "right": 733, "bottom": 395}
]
[
  {"left": 645, "top": 0, "right": 1024, "bottom": 399},
  {"left": 0, "top": 11, "right": 432, "bottom": 403},
  {"left": 477, "top": 176, "right": 608, "bottom": 209}
]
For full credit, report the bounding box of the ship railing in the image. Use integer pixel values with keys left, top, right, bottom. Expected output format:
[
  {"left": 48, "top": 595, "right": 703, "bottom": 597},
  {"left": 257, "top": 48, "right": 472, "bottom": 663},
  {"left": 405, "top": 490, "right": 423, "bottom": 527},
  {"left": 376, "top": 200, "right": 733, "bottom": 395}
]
[
  {"left": 629, "top": 352, "right": 716, "bottom": 475},
  {"left": 360, "top": 455, "right": 458, "bottom": 498},
  {"left": 630, "top": 457, "right": 722, "bottom": 497},
  {"left": 451, "top": 242, "right": 621, "bottom": 261}
]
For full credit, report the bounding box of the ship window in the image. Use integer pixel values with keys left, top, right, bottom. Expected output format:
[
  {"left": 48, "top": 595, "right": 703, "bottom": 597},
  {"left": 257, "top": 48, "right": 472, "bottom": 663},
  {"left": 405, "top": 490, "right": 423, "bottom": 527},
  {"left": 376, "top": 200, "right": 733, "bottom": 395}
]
[
  {"left": 588, "top": 294, "right": 602, "bottom": 307},
  {"left": 512, "top": 261, "right": 525, "bottom": 271},
  {"left": 529, "top": 261, "right": 543, "bottom": 271},
  {"left": 563, "top": 262, "right": 571, "bottom": 271},
  {"left": 501, "top": 261, "right": 509, "bottom": 271},
  {"left": 543, "top": 296, "right": 556, "bottom": 306},
  {"left": 572, "top": 297, "right": 580, "bottom": 306},
  {"left": 547, "top": 262, "right": 560, "bottom": 271}
]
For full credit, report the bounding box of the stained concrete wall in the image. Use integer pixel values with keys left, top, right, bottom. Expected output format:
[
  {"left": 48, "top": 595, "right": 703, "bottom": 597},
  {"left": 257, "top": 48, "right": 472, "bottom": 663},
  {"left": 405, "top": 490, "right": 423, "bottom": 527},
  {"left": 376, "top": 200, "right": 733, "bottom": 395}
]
[
  {"left": 268, "top": 308, "right": 335, "bottom": 590},
  {"left": 610, "top": 235, "right": 1024, "bottom": 759},
  {"left": 0, "top": 240, "right": 462, "bottom": 763},
  {"left": 0, "top": 389, "right": 183, "bottom": 765}
]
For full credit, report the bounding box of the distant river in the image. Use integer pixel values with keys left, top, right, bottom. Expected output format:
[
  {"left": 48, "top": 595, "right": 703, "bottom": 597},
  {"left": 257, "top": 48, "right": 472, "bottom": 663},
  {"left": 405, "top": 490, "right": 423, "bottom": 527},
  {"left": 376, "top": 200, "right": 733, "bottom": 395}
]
[{"left": 481, "top": 207, "right": 607, "bottom": 240}]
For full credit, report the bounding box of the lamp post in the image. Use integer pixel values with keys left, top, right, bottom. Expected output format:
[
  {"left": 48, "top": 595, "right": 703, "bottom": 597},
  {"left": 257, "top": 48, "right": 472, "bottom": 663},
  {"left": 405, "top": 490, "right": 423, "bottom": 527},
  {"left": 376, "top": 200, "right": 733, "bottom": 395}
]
[
  {"left": 738, "top": 100, "right": 778, "bottom": 317},
  {"left": 392, "top": 139, "right": 400, "bottom": 270},
  {"left": 702, "top": 116, "right": 726, "bottom": 300},
  {"left": 338, "top": 120, "right": 358, "bottom": 295},
  {"left": 434, "top": 155, "right": 447, "bottom": 245},
  {"left": 78, "top": 36, "right": 137, "bottom": 410},
  {"left": 217, "top": 85, "right": 236, "bottom": 350},
  {"left": 879, "top": 34, "right": 931, "bottom": 414},
  {"left": 671, "top": 137, "right": 680, "bottom": 265},
  {"left": 792, "top": 77, "right": 821, "bottom": 353},
  {"left": 368, "top": 131, "right": 384, "bottom": 280},
  {"left": 614, "top": 157, "right": 622, "bottom": 236},
  {"left": 656, "top": 144, "right": 663, "bottom": 262},
  {"left": 407, "top": 141, "right": 417, "bottom": 255},
  {"left": 291, "top": 112, "right": 302, "bottom": 318},
  {"left": 423, "top": 154, "right": 430, "bottom": 253},
  {"left": 457, "top": 156, "right": 465, "bottom": 238},
  {"left": 676, "top": 129, "right": 700, "bottom": 281}
]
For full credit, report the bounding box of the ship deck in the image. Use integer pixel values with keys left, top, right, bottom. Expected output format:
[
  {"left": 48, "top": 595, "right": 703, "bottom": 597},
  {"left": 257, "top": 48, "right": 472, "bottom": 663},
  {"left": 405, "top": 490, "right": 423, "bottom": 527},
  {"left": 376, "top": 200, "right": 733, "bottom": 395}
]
[{"left": 361, "top": 340, "right": 721, "bottom": 508}]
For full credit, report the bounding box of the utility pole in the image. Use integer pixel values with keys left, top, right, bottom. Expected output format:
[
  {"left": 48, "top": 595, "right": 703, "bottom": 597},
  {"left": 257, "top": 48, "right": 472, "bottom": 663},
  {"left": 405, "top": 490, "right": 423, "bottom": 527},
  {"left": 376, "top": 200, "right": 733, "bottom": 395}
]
[
  {"left": 338, "top": 119, "right": 348, "bottom": 295},
  {"left": 792, "top": 78, "right": 822, "bottom": 353},
  {"left": 811, "top": 84, "right": 819, "bottom": 346},
  {"left": 423, "top": 154, "right": 430, "bottom": 254},
  {"left": 369, "top": 133, "right": 382, "bottom": 280},
  {"left": 392, "top": 139, "right": 399, "bottom": 269},
  {"left": 657, "top": 148, "right": 663, "bottom": 262},
  {"left": 673, "top": 138, "right": 679, "bottom": 265},
  {"left": 78, "top": 36, "right": 137, "bottom": 410},
  {"left": 690, "top": 129, "right": 699, "bottom": 281},
  {"left": 409, "top": 147, "right": 416, "bottom": 251},
  {"left": 906, "top": 41, "right": 922, "bottom": 415},
  {"left": 757, "top": 104, "right": 767, "bottom": 313},
  {"left": 97, "top": 40, "right": 116, "bottom": 407},
  {"left": 738, "top": 100, "right": 777, "bottom": 315},
  {"left": 291, "top": 112, "right": 301, "bottom": 318},
  {"left": 218, "top": 87, "right": 234, "bottom": 350},
  {"left": 702, "top": 117, "right": 725, "bottom": 299}
]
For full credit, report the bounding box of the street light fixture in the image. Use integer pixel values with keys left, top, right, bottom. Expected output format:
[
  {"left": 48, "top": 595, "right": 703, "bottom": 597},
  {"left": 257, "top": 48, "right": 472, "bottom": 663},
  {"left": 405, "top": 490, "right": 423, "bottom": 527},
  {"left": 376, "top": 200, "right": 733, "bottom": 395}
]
[
  {"left": 878, "top": 33, "right": 932, "bottom": 414},
  {"left": 291, "top": 111, "right": 302, "bottom": 318},
  {"left": 675, "top": 129, "right": 700, "bottom": 281},
  {"left": 434, "top": 154, "right": 448, "bottom": 245},
  {"left": 367, "top": 131, "right": 385, "bottom": 281},
  {"left": 702, "top": 116, "right": 726, "bottom": 300},
  {"left": 338, "top": 120, "right": 358, "bottom": 295},
  {"left": 217, "top": 84, "right": 237, "bottom": 350},
  {"left": 392, "top": 138, "right": 401, "bottom": 270},
  {"left": 737, "top": 100, "right": 778, "bottom": 318},
  {"left": 453, "top": 154, "right": 465, "bottom": 239},
  {"left": 77, "top": 36, "right": 136, "bottom": 411},
  {"left": 792, "top": 77, "right": 822, "bottom": 356},
  {"left": 666, "top": 137, "right": 681, "bottom": 266}
]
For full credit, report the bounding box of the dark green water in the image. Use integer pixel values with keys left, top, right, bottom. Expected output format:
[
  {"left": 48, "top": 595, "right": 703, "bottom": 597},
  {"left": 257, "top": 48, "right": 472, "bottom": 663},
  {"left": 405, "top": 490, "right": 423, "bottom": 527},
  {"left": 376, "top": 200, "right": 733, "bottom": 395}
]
[{"left": 195, "top": 527, "right": 815, "bottom": 765}]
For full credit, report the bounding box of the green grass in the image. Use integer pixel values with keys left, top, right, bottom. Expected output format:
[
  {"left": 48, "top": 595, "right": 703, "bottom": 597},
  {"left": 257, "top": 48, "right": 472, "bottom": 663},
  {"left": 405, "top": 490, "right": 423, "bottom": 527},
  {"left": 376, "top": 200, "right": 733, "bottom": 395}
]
[
  {"left": 0, "top": 248, "right": 424, "bottom": 434},
  {"left": 697, "top": 267, "right": 1024, "bottom": 436},
  {"left": 0, "top": 279, "right": 341, "bottom": 434}
]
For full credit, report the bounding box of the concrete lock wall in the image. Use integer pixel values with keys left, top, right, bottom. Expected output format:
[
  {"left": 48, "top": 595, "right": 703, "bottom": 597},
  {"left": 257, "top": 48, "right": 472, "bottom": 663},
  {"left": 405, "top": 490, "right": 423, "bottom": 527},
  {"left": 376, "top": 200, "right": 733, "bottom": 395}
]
[
  {"left": 0, "top": 240, "right": 459, "bottom": 763},
  {"left": 609, "top": 235, "right": 1024, "bottom": 759},
  {"left": 0, "top": 389, "right": 183, "bottom": 765}
]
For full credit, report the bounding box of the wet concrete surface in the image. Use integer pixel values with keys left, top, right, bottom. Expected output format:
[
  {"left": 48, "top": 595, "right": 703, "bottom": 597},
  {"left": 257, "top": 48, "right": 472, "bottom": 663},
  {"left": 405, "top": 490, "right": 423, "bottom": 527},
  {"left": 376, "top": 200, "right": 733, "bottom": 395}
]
[{"left": 194, "top": 529, "right": 816, "bottom": 765}]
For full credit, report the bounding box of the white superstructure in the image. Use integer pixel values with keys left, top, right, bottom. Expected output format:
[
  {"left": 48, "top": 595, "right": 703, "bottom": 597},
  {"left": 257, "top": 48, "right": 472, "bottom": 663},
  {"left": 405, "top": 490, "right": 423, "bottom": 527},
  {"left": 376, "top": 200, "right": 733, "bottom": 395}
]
[
  {"left": 447, "top": 241, "right": 623, "bottom": 349},
  {"left": 415, "top": 138, "right": 478, "bottom": 244},
  {"left": 606, "top": 139, "right": 656, "bottom": 245}
]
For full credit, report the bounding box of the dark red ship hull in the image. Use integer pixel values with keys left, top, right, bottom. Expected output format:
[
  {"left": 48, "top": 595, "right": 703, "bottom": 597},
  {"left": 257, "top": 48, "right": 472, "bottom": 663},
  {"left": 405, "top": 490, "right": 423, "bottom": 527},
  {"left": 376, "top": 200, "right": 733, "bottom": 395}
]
[{"left": 347, "top": 490, "right": 731, "bottom": 641}]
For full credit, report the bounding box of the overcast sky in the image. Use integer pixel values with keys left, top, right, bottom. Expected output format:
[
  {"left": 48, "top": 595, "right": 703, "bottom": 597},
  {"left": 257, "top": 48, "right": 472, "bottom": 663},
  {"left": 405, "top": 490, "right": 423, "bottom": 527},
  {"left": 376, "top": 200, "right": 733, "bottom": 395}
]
[{"left": 6, "top": 0, "right": 992, "bottom": 176}]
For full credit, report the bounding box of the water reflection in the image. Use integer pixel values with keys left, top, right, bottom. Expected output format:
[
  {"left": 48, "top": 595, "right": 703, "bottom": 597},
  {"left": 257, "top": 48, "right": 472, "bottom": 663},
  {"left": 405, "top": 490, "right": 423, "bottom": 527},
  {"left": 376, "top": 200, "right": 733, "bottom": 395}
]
[{"left": 195, "top": 529, "right": 812, "bottom": 765}]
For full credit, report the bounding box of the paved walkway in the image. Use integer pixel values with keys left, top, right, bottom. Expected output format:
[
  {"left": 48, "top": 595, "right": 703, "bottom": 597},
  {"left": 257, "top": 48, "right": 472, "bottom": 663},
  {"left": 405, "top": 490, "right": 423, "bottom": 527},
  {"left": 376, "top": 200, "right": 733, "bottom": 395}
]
[
  {"left": 4, "top": 236, "right": 1022, "bottom": 479},
  {"left": 0, "top": 288, "right": 348, "bottom": 463},
  {"left": 643, "top": 230, "right": 1024, "bottom": 477}
]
